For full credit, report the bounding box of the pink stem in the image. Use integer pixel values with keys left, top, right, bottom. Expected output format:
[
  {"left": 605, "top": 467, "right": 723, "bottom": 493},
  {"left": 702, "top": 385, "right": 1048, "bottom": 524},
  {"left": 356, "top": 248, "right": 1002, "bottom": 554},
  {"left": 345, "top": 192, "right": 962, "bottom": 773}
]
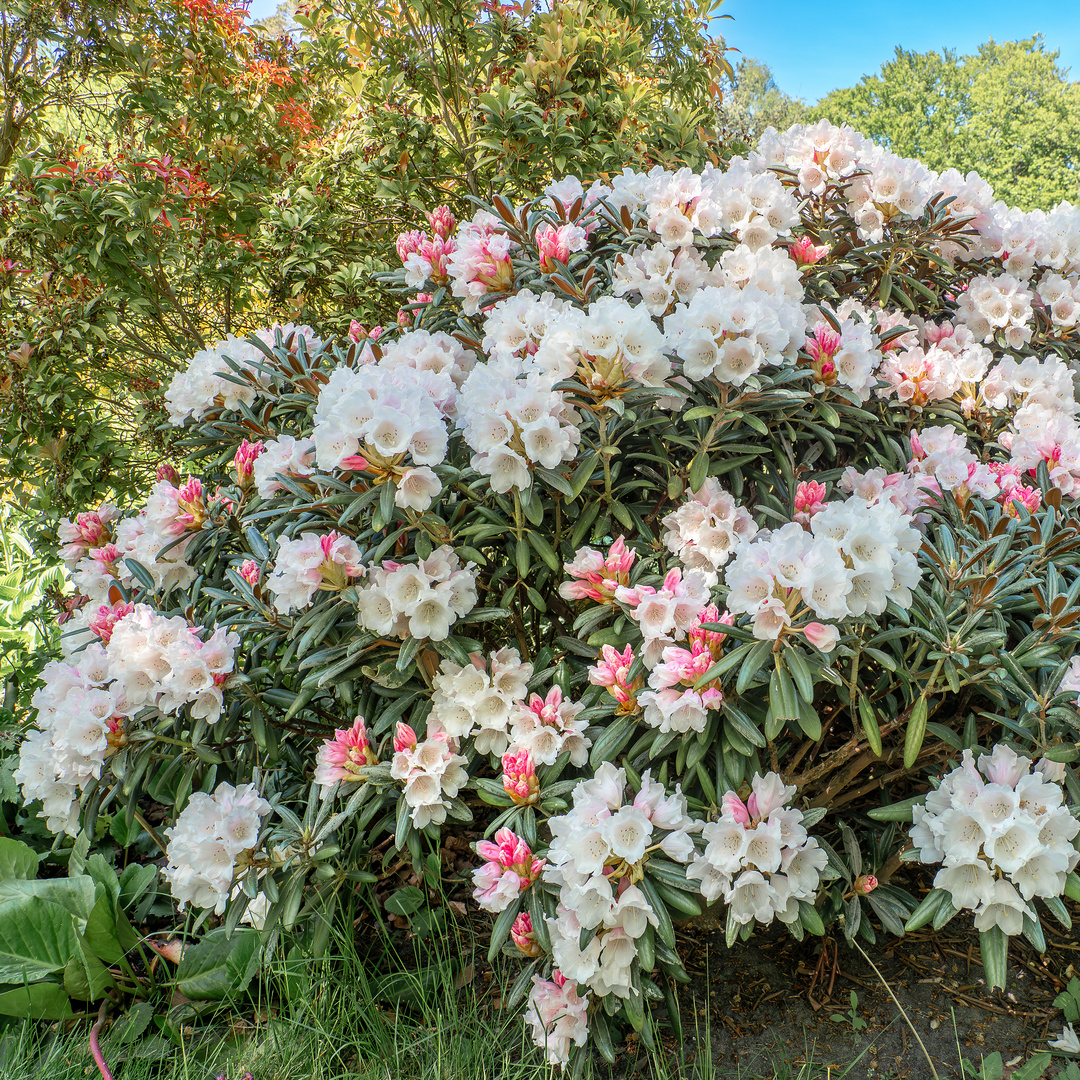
[{"left": 89, "top": 1000, "right": 115, "bottom": 1080}]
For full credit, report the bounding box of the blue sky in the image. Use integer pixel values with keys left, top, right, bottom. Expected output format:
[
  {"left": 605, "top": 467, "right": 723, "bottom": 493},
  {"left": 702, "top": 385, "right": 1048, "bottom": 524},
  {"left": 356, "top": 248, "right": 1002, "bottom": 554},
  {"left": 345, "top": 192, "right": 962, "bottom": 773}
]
[
  {"left": 717, "top": 0, "right": 1080, "bottom": 102},
  {"left": 243, "top": 0, "right": 1080, "bottom": 104}
]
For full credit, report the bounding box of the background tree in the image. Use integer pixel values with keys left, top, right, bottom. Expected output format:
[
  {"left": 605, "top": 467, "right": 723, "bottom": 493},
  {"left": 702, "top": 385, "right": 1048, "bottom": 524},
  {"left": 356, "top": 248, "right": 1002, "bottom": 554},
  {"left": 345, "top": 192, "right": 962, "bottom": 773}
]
[
  {"left": 718, "top": 56, "right": 805, "bottom": 142},
  {"left": 0, "top": 0, "right": 735, "bottom": 537},
  {"left": 813, "top": 37, "right": 1080, "bottom": 211}
]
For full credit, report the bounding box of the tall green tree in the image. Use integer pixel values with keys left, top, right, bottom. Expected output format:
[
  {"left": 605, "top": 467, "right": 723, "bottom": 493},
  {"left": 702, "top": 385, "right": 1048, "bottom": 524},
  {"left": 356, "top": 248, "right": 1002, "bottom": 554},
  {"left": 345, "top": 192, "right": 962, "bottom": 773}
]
[
  {"left": 813, "top": 37, "right": 1080, "bottom": 211},
  {"left": 719, "top": 56, "right": 805, "bottom": 142}
]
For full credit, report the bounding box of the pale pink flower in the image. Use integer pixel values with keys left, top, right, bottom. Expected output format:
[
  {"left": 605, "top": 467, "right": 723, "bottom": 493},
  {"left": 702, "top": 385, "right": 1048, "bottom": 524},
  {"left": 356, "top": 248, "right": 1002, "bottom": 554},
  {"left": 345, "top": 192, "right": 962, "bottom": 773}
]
[
  {"left": 722, "top": 792, "right": 752, "bottom": 828},
  {"left": 803, "top": 622, "right": 839, "bottom": 652}
]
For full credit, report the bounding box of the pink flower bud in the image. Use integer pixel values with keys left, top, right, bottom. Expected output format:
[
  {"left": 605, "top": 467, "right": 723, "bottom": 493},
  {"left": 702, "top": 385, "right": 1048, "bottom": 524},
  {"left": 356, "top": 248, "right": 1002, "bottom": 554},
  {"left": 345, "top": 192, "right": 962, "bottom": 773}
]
[
  {"left": 240, "top": 559, "right": 260, "bottom": 586},
  {"left": 792, "top": 234, "right": 829, "bottom": 265},
  {"left": 511, "top": 911, "right": 541, "bottom": 957},
  {"left": 854, "top": 874, "right": 878, "bottom": 895},
  {"left": 393, "top": 722, "right": 417, "bottom": 753},
  {"left": 339, "top": 454, "right": 369, "bottom": 472},
  {"left": 348, "top": 319, "right": 364, "bottom": 343},
  {"left": 233, "top": 439, "right": 264, "bottom": 487},
  {"left": 157, "top": 463, "right": 180, "bottom": 485},
  {"left": 803, "top": 622, "right": 839, "bottom": 652},
  {"left": 722, "top": 792, "right": 751, "bottom": 827}
]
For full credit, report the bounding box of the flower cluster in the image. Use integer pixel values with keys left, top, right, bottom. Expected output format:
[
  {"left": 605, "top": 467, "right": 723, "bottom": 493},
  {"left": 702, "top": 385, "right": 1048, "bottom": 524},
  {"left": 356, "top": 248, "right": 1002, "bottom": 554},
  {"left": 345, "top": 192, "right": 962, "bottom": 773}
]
[
  {"left": 532, "top": 295, "right": 671, "bottom": 397},
  {"left": 355, "top": 546, "right": 478, "bottom": 641},
  {"left": 456, "top": 357, "right": 582, "bottom": 491},
  {"left": 543, "top": 765, "right": 699, "bottom": 1001},
  {"left": 58, "top": 504, "right": 120, "bottom": 566},
  {"left": 616, "top": 566, "right": 711, "bottom": 664},
  {"left": 312, "top": 360, "right": 450, "bottom": 502},
  {"left": 267, "top": 531, "right": 363, "bottom": 613},
  {"left": 664, "top": 282, "right": 803, "bottom": 385},
  {"left": 955, "top": 274, "right": 1034, "bottom": 350},
  {"left": 14, "top": 646, "right": 123, "bottom": 834},
  {"left": 446, "top": 209, "right": 516, "bottom": 314},
  {"left": 910, "top": 747, "right": 1080, "bottom": 933},
  {"left": 725, "top": 493, "right": 922, "bottom": 638},
  {"left": 252, "top": 435, "right": 316, "bottom": 499},
  {"left": 314, "top": 715, "right": 379, "bottom": 791},
  {"left": 428, "top": 648, "right": 533, "bottom": 755},
  {"left": 559, "top": 536, "right": 636, "bottom": 604},
  {"left": 638, "top": 604, "right": 732, "bottom": 733},
  {"left": 508, "top": 686, "right": 590, "bottom": 766},
  {"left": 471, "top": 827, "right": 545, "bottom": 913},
  {"left": 163, "top": 782, "right": 272, "bottom": 914},
  {"left": 390, "top": 722, "right": 468, "bottom": 828},
  {"left": 165, "top": 325, "right": 322, "bottom": 425},
  {"left": 687, "top": 772, "right": 827, "bottom": 925},
  {"left": 525, "top": 970, "right": 590, "bottom": 1066},
  {"left": 661, "top": 479, "right": 757, "bottom": 585},
  {"left": 398, "top": 205, "right": 457, "bottom": 288}
]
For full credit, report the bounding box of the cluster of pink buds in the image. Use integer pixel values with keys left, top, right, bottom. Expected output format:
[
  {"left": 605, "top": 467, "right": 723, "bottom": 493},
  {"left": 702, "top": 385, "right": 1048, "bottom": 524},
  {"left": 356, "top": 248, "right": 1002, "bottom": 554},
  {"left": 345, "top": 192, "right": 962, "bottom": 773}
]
[
  {"left": 87, "top": 601, "right": 135, "bottom": 644},
  {"left": 791, "top": 234, "right": 829, "bottom": 266},
  {"left": 471, "top": 827, "right": 545, "bottom": 913},
  {"left": 794, "top": 480, "right": 828, "bottom": 526},
  {"left": 233, "top": 439, "right": 264, "bottom": 489},
  {"left": 511, "top": 911, "right": 541, "bottom": 956},
  {"left": 157, "top": 463, "right": 181, "bottom": 485},
  {"left": 558, "top": 536, "right": 636, "bottom": 604},
  {"left": 501, "top": 748, "right": 540, "bottom": 805},
  {"left": 176, "top": 478, "right": 207, "bottom": 530},
  {"left": 347, "top": 320, "right": 385, "bottom": 344},
  {"left": 314, "top": 715, "right": 379, "bottom": 791},
  {"left": 535, "top": 221, "right": 587, "bottom": 273},
  {"left": 588, "top": 643, "right": 641, "bottom": 713},
  {"left": 805, "top": 324, "right": 841, "bottom": 385}
]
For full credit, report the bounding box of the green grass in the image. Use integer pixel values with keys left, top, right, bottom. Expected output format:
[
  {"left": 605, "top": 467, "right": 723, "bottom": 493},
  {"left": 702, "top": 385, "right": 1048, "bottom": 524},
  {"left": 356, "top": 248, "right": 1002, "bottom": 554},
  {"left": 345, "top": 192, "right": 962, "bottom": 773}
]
[{"left": 0, "top": 929, "right": 1048, "bottom": 1080}]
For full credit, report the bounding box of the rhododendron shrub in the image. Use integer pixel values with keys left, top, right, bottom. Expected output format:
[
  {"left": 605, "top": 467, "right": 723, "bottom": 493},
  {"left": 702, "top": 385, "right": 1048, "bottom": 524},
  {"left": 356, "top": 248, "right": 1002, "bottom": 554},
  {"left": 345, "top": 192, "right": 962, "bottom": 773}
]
[{"left": 15, "top": 121, "right": 1080, "bottom": 1059}]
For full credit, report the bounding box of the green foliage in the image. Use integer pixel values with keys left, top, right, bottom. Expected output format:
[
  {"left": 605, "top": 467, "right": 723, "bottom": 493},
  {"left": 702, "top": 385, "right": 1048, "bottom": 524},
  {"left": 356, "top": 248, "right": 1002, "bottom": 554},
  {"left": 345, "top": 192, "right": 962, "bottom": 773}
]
[
  {"left": 719, "top": 57, "right": 806, "bottom": 143},
  {"left": 812, "top": 37, "right": 1080, "bottom": 211}
]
